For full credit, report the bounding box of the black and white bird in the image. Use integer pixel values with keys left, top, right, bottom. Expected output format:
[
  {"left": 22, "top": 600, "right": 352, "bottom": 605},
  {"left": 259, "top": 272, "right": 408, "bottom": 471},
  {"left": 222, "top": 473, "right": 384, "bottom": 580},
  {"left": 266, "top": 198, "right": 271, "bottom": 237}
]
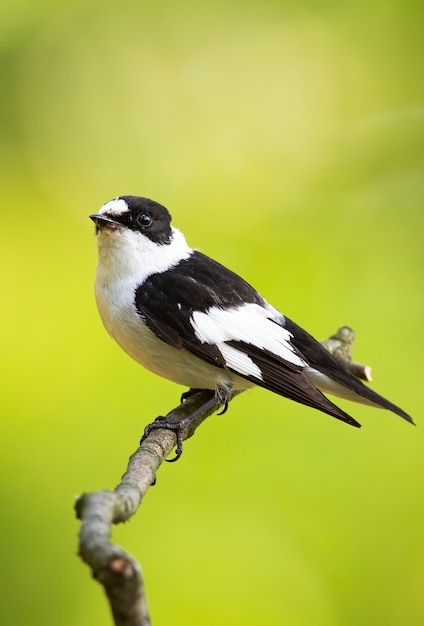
[{"left": 90, "top": 195, "right": 413, "bottom": 458}]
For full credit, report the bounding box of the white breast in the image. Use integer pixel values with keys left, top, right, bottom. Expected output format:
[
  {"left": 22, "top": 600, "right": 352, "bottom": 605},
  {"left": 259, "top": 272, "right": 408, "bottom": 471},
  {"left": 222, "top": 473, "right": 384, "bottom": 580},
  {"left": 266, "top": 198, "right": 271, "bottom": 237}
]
[
  {"left": 93, "top": 226, "right": 253, "bottom": 392},
  {"left": 94, "top": 274, "right": 253, "bottom": 391}
]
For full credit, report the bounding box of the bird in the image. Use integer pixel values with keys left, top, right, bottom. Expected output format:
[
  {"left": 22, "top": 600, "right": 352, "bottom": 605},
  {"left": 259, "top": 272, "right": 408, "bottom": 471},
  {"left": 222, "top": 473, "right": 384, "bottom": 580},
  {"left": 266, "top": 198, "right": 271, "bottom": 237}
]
[{"left": 90, "top": 195, "right": 413, "bottom": 459}]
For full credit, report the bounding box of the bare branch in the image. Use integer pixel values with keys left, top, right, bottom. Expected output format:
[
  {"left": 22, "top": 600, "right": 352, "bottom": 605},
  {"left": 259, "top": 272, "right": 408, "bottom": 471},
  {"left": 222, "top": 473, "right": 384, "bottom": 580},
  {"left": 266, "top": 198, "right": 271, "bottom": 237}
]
[
  {"left": 75, "top": 390, "right": 239, "bottom": 625},
  {"left": 320, "top": 326, "right": 372, "bottom": 381},
  {"left": 75, "top": 327, "right": 368, "bottom": 625}
]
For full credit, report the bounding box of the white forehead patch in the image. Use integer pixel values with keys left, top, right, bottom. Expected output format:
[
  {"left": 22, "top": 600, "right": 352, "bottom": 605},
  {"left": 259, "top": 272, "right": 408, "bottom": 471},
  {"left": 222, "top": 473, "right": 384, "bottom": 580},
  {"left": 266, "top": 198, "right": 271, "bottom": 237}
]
[{"left": 99, "top": 198, "right": 129, "bottom": 217}]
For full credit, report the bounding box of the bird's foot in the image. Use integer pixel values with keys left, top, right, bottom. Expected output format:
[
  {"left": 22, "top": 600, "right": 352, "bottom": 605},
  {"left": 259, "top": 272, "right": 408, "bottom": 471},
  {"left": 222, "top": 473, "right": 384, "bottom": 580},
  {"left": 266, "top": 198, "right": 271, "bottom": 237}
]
[
  {"left": 141, "top": 388, "right": 230, "bottom": 462},
  {"left": 180, "top": 388, "right": 202, "bottom": 404},
  {"left": 141, "top": 415, "right": 187, "bottom": 462},
  {"left": 217, "top": 399, "right": 229, "bottom": 415}
]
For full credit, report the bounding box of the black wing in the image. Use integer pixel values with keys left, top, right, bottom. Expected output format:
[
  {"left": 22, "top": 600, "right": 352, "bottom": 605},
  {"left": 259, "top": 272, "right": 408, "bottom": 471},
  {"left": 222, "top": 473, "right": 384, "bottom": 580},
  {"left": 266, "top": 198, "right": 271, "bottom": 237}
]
[
  {"left": 135, "top": 251, "right": 368, "bottom": 427},
  {"left": 135, "top": 250, "right": 264, "bottom": 367}
]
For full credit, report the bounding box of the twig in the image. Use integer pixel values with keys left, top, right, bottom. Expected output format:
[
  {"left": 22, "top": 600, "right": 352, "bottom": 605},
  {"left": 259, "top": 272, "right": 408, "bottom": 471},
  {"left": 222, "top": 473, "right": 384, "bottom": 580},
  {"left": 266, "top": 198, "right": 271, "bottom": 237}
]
[
  {"left": 75, "top": 328, "right": 369, "bottom": 625},
  {"left": 75, "top": 390, "right": 237, "bottom": 625},
  {"left": 320, "top": 326, "right": 372, "bottom": 381}
]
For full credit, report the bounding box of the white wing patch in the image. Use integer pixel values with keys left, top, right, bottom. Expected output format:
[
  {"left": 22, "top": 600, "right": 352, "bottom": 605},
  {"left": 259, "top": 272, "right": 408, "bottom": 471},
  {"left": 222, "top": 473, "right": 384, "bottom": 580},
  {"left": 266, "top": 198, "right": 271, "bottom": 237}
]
[
  {"left": 191, "top": 303, "right": 307, "bottom": 374},
  {"left": 219, "top": 344, "right": 262, "bottom": 378}
]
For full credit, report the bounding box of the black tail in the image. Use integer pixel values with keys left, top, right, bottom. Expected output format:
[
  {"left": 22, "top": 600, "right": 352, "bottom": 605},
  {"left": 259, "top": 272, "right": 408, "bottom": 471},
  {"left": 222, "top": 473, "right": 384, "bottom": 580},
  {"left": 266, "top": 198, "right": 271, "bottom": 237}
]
[{"left": 285, "top": 318, "right": 414, "bottom": 425}]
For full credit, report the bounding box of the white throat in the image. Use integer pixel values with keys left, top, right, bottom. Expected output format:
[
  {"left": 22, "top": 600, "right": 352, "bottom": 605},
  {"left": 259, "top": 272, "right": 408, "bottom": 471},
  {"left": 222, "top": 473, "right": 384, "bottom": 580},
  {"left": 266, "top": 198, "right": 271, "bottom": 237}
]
[{"left": 95, "top": 225, "right": 192, "bottom": 286}]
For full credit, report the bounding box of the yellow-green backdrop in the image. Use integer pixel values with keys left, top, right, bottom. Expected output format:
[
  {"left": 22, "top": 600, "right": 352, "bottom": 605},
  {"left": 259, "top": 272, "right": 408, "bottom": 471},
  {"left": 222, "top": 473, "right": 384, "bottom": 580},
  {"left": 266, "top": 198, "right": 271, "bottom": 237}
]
[{"left": 1, "top": 1, "right": 423, "bottom": 625}]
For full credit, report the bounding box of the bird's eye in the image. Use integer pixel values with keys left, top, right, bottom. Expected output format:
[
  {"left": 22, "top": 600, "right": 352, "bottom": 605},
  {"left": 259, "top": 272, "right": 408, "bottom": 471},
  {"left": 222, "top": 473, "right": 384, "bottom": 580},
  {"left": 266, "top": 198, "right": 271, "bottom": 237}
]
[{"left": 136, "top": 212, "right": 153, "bottom": 229}]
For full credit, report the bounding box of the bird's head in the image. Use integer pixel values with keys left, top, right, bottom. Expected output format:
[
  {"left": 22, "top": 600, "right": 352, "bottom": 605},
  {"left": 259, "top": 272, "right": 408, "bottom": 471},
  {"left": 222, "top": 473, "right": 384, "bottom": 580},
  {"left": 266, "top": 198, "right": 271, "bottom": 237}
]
[
  {"left": 90, "top": 196, "right": 173, "bottom": 244},
  {"left": 90, "top": 196, "right": 191, "bottom": 279}
]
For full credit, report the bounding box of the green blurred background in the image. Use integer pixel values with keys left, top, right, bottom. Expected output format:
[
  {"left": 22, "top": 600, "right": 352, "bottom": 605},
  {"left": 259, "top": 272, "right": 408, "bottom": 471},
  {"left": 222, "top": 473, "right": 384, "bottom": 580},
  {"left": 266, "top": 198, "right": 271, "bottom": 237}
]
[{"left": 1, "top": 1, "right": 423, "bottom": 624}]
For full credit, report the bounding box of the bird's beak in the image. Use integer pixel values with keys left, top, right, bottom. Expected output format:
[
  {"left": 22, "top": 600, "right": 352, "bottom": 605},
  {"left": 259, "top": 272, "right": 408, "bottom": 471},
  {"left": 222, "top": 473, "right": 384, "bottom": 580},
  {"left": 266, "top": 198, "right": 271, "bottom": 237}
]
[{"left": 89, "top": 214, "right": 120, "bottom": 229}]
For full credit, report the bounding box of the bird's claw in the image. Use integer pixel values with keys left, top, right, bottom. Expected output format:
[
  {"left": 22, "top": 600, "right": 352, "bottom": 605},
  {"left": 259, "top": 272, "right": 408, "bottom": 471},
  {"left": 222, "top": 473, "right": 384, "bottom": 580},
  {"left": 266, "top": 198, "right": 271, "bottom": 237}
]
[
  {"left": 141, "top": 388, "right": 231, "bottom": 462},
  {"left": 180, "top": 388, "right": 201, "bottom": 404},
  {"left": 217, "top": 399, "right": 229, "bottom": 415},
  {"left": 140, "top": 416, "right": 185, "bottom": 462}
]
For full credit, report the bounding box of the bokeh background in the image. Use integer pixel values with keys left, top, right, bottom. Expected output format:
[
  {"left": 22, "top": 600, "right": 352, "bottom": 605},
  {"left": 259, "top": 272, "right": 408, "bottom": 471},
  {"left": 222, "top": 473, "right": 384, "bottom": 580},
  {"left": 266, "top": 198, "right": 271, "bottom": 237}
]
[{"left": 1, "top": 1, "right": 423, "bottom": 625}]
